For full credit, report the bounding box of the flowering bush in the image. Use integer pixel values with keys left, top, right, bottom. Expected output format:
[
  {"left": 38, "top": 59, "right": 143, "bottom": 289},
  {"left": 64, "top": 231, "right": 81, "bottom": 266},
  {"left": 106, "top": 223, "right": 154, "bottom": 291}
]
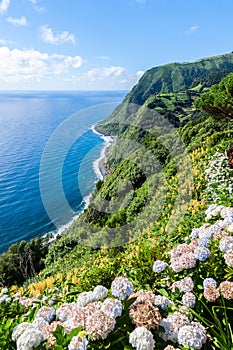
[{"left": 0, "top": 148, "right": 232, "bottom": 349}]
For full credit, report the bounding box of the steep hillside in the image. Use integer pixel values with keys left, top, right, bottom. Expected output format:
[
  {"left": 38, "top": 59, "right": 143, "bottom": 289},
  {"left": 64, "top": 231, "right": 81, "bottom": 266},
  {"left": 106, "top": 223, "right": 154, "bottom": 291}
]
[
  {"left": 1, "top": 55, "right": 233, "bottom": 350},
  {"left": 98, "top": 52, "right": 233, "bottom": 134}
]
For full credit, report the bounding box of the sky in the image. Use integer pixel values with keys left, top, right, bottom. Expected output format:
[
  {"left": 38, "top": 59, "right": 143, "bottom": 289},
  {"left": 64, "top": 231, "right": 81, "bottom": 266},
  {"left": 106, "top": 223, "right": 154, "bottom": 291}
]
[{"left": 0, "top": 0, "right": 232, "bottom": 90}]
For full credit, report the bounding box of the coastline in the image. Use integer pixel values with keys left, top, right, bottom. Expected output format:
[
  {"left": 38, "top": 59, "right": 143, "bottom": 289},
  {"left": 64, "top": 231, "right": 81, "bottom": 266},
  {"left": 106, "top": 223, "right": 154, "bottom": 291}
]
[
  {"left": 47, "top": 124, "right": 115, "bottom": 243},
  {"left": 91, "top": 124, "right": 116, "bottom": 180}
]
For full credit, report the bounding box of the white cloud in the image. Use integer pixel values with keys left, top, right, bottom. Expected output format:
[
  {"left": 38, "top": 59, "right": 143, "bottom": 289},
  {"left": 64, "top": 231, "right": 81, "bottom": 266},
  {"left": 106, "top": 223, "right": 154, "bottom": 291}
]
[
  {"left": 7, "top": 16, "right": 27, "bottom": 26},
  {"left": 40, "top": 25, "right": 76, "bottom": 45},
  {"left": 87, "top": 66, "right": 126, "bottom": 81},
  {"left": 0, "top": 0, "right": 10, "bottom": 14},
  {"left": 28, "top": 0, "right": 45, "bottom": 13},
  {"left": 0, "top": 38, "right": 14, "bottom": 44},
  {"left": 136, "top": 70, "right": 145, "bottom": 79},
  {"left": 0, "top": 46, "right": 83, "bottom": 83},
  {"left": 98, "top": 55, "right": 110, "bottom": 60},
  {"left": 136, "top": 0, "right": 147, "bottom": 3},
  {"left": 186, "top": 25, "right": 199, "bottom": 34}
]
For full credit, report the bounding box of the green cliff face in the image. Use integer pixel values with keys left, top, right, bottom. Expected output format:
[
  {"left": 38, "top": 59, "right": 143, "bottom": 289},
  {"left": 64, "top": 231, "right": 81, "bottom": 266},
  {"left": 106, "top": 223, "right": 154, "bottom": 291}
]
[{"left": 98, "top": 52, "right": 233, "bottom": 134}]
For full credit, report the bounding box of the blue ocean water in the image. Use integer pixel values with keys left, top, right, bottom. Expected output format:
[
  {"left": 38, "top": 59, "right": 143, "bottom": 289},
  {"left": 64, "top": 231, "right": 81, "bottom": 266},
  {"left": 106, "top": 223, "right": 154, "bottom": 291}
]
[{"left": 0, "top": 91, "right": 126, "bottom": 253}]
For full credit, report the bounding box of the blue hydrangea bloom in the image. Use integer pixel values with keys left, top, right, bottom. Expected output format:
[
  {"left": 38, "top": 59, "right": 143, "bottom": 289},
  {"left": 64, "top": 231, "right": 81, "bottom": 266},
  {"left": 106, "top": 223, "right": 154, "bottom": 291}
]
[
  {"left": 198, "top": 238, "right": 210, "bottom": 247},
  {"left": 194, "top": 246, "right": 210, "bottom": 262},
  {"left": 203, "top": 278, "right": 217, "bottom": 289},
  {"left": 153, "top": 260, "right": 168, "bottom": 273},
  {"left": 190, "top": 228, "right": 199, "bottom": 239},
  {"left": 111, "top": 277, "right": 133, "bottom": 300}
]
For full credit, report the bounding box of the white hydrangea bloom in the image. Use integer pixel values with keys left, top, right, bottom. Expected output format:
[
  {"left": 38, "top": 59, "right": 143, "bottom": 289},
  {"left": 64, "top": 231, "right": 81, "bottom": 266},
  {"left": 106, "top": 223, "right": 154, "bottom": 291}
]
[
  {"left": 182, "top": 292, "right": 196, "bottom": 308},
  {"left": 35, "top": 306, "right": 55, "bottom": 323},
  {"left": 101, "top": 298, "right": 122, "bottom": 318},
  {"left": 178, "top": 322, "right": 207, "bottom": 349},
  {"left": 68, "top": 335, "right": 88, "bottom": 350},
  {"left": 16, "top": 329, "right": 44, "bottom": 350},
  {"left": 129, "top": 326, "right": 155, "bottom": 350},
  {"left": 12, "top": 323, "right": 36, "bottom": 342},
  {"left": 92, "top": 285, "right": 108, "bottom": 301},
  {"left": 77, "top": 291, "right": 94, "bottom": 307}
]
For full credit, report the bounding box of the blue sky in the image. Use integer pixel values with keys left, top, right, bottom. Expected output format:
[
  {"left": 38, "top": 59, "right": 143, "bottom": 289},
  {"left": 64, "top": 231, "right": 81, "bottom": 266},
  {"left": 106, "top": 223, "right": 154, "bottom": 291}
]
[{"left": 0, "top": 0, "right": 232, "bottom": 90}]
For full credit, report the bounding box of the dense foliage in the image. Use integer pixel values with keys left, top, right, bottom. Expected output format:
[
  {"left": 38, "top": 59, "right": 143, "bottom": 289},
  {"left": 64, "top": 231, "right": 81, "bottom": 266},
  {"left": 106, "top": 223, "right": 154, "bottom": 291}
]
[
  {"left": 194, "top": 73, "right": 233, "bottom": 120},
  {"left": 0, "top": 238, "right": 48, "bottom": 287},
  {"left": 1, "top": 53, "right": 233, "bottom": 350}
]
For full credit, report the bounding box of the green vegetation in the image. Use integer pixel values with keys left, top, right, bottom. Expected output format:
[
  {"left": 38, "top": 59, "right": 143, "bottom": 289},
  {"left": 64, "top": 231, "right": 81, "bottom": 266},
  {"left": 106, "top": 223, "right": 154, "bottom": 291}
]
[
  {"left": 0, "top": 238, "right": 48, "bottom": 287},
  {"left": 194, "top": 73, "right": 233, "bottom": 120},
  {"left": 1, "top": 53, "right": 233, "bottom": 350}
]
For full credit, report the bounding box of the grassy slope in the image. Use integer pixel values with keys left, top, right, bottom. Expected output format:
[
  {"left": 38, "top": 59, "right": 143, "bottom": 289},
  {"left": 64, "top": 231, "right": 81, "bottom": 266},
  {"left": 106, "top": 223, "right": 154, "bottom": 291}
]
[
  {"left": 1, "top": 53, "right": 233, "bottom": 287},
  {"left": 2, "top": 54, "right": 233, "bottom": 350},
  {"left": 36, "top": 53, "right": 233, "bottom": 281},
  {"left": 97, "top": 52, "right": 233, "bottom": 135}
]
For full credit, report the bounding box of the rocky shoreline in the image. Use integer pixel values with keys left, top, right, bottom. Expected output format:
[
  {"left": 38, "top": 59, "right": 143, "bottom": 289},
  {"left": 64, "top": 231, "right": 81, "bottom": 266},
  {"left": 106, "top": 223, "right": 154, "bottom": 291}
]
[{"left": 91, "top": 124, "right": 116, "bottom": 180}]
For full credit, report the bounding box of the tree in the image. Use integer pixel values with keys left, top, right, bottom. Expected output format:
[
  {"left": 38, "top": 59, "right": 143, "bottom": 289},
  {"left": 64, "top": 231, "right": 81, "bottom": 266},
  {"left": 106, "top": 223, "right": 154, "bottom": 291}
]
[{"left": 194, "top": 73, "right": 233, "bottom": 120}]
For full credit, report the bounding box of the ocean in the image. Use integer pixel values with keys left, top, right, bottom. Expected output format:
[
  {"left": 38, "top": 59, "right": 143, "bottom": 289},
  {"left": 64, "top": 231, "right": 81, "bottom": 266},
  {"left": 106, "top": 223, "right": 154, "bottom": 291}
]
[{"left": 0, "top": 91, "right": 126, "bottom": 254}]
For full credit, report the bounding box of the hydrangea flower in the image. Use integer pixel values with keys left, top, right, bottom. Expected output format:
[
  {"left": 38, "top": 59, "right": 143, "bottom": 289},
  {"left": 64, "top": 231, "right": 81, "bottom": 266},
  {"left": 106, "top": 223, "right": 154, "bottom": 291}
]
[
  {"left": 159, "top": 312, "right": 190, "bottom": 343},
  {"left": 63, "top": 310, "right": 86, "bottom": 332},
  {"left": 111, "top": 277, "right": 133, "bottom": 300},
  {"left": 223, "top": 216, "right": 233, "bottom": 226},
  {"left": 152, "top": 260, "right": 168, "bottom": 273},
  {"left": 68, "top": 334, "right": 88, "bottom": 350},
  {"left": 172, "top": 277, "right": 194, "bottom": 293},
  {"left": 177, "top": 322, "right": 207, "bottom": 349},
  {"left": 12, "top": 324, "right": 44, "bottom": 350},
  {"left": 130, "top": 290, "right": 157, "bottom": 305},
  {"left": 224, "top": 249, "right": 233, "bottom": 267},
  {"left": 129, "top": 300, "right": 162, "bottom": 329},
  {"left": 190, "top": 228, "right": 199, "bottom": 239},
  {"left": 56, "top": 303, "right": 78, "bottom": 322},
  {"left": 35, "top": 306, "right": 55, "bottom": 323},
  {"left": 83, "top": 301, "right": 102, "bottom": 319},
  {"left": 12, "top": 323, "right": 36, "bottom": 342},
  {"left": 182, "top": 292, "right": 196, "bottom": 308},
  {"left": 198, "top": 226, "right": 215, "bottom": 240},
  {"left": 219, "top": 236, "right": 233, "bottom": 252},
  {"left": 77, "top": 291, "right": 94, "bottom": 307},
  {"left": 198, "top": 238, "right": 210, "bottom": 247},
  {"left": 219, "top": 281, "right": 233, "bottom": 300},
  {"left": 203, "top": 284, "right": 220, "bottom": 302},
  {"left": 220, "top": 207, "right": 233, "bottom": 219},
  {"left": 164, "top": 346, "right": 179, "bottom": 350},
  {"left": 153, "top": 295, "right": 174, "bottom": 310},
  {"left": 33, "top": 317, "right": 49, "bottom": 334},
  {"left": 179, "top": 305, "right": 193, "bottom": 320},
  {"left": 129, "top": 326, "right": 155, "bottom": 350},
  {"left": 170, "top": 244, "right": 191, "bottom": 259},
  {"left": 205, "top": 204, "right": 219, "bottom": 218},
  {"left": 101, "top": 298, "right": 122, "bottom": 318},
  {"left": 171, "top": 252, "right": 196, "bottom": 272},
  {"left": 92, "top": 285, "right": 108, "bottom": 301},
  {"left": 85, "top": 310, "right": 115, "bottom": 340},
  {"left": 17, "top": 330, "right": 44, "bottom": 350},
  {"left": 203, "top": 278, "right": 217, "bottom": 289},
  {"left": 193, "top": 246, "right": 210, "bottom": 261}
]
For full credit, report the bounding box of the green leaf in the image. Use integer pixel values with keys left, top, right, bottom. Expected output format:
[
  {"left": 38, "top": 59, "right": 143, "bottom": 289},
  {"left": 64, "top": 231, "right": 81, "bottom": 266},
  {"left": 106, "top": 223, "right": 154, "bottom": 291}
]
[{"left": 158, "top": 288, "right": 169, "bottom": 297}]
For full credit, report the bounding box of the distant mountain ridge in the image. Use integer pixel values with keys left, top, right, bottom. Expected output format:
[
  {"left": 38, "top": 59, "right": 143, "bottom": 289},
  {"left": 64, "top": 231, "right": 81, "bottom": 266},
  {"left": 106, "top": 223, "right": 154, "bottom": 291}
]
[
  {"left": 128, "top": 52, "right": 233, "bottom": 105},
  {"left": 97, "top": 52, "right": 233, "bottom": 133}
]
